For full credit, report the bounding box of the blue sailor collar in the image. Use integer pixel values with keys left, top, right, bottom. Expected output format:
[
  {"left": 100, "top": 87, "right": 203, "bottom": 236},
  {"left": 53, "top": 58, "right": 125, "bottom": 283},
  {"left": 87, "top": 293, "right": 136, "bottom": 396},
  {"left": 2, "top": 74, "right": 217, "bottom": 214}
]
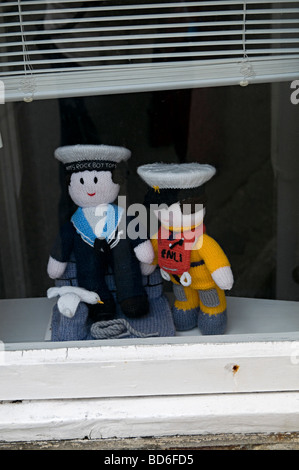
[{"left": 71, "top": 204, "right": 124, "bottom": 247}]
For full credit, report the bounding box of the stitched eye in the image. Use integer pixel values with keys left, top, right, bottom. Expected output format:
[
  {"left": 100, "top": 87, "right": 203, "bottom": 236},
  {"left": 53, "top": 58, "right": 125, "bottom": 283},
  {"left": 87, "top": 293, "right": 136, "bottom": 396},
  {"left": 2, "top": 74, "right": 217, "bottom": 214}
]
[
  {"left": 94, "top": 177, "right": 98, "bottom": 184},
  {"left": 80, "top": 178, "right": 84, "bottom": 185}
]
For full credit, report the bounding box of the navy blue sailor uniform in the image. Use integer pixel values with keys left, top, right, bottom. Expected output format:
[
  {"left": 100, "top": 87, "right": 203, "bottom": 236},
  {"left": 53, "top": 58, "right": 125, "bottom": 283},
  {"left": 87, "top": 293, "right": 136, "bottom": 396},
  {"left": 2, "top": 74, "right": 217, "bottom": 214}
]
[
  {"left": 50, "top": 204, "right": 149, "bottom": 320},
  {"left": 49, "top": 144, "right": 150, "bottom": 321}
]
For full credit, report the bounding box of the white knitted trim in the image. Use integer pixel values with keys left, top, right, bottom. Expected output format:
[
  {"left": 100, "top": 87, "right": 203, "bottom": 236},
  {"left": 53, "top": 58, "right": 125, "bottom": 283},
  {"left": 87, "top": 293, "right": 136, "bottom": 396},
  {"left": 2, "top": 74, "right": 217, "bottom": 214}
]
[
  {"left": 137, "top": 163, "right": 216, "bottom": 189},
  {"left": 55, "top": 144, "right": 131, "bottom": 165}
]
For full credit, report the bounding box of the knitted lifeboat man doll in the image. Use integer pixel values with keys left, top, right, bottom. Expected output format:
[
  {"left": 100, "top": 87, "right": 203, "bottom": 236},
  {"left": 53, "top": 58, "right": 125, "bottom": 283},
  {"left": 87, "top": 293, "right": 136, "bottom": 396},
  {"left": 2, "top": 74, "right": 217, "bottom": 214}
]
[
  {"left": 137, "top": 162, "right": 234, "bottom": 335},
  {"left": 47, "top": 144, "right": 154, "bottom": 323}
]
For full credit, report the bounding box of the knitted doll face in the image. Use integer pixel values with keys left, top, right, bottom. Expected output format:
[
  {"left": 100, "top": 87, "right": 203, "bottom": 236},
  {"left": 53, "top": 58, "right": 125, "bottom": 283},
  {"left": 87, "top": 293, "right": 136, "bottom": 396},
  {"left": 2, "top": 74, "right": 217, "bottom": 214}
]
[
  {"left": 68, "top": 170, "right": 120, "bottom": 208},
  {"left": 154, "top": 201, "right": 205, "bottom": 231}
]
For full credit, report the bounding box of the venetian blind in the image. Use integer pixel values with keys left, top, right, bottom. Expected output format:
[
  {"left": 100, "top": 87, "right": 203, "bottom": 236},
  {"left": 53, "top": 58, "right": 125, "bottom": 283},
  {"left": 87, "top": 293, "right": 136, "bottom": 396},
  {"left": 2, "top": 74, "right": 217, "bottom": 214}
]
[{"left": 0, "top": 0, "right": 298, "bottom": 102}]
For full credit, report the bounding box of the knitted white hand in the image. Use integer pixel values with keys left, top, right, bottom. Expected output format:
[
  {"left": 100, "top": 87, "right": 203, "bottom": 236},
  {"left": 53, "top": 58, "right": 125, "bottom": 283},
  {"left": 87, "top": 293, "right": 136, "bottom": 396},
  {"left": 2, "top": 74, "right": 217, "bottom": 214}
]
[
  {"left": 211, "top": 266, "right": 234, "bottom": 290},
  {"left": 47, "top": 256, "right": 67, "bottom": 279},
  {"left": 134, "top": 240, "right": 155, "bottom": 264}
]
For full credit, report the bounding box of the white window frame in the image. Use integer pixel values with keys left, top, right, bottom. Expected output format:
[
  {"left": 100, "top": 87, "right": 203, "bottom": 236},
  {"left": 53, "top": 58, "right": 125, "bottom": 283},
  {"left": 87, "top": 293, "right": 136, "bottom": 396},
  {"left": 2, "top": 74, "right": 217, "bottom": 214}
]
[
  {"left": 1, "top": 294, "right": 299, "bottom": 442},
  {"left": 0, "top": 75, "right": 298, "bottom": 444},
  {"left": 1, "top": 332, "right": 299, "bottom": 442}
]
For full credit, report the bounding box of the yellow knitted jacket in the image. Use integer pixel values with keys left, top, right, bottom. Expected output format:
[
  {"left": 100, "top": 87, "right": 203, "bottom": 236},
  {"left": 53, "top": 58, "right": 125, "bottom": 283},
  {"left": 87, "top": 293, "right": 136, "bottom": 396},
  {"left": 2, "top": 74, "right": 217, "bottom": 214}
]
[{"left": 151, "top": 232, "right": 231, "bottom": 290}]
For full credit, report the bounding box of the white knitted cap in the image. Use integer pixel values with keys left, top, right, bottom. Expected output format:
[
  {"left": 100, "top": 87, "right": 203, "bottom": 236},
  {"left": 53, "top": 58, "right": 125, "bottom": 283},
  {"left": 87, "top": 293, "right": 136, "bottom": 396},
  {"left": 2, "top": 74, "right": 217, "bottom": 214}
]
[
  {"left": 55, "top": 144, "right": 131, "bottom": 165},
  {"left": 137, "top": 162, "right": 216, "bottom": 190}
]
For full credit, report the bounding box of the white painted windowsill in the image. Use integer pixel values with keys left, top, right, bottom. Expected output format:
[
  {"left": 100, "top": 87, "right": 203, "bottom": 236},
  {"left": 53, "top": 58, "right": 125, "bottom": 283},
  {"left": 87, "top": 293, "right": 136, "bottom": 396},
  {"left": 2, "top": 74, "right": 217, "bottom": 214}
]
[{"left": 0, "top": 295, "right": 299, "bottom": 442}]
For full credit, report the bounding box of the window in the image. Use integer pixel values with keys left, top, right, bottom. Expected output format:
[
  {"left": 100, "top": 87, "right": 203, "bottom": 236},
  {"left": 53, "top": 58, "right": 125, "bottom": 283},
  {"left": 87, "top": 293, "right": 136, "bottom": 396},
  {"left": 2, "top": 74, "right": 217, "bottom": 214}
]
[
  {"left": 1, "top": 0, "right": 298, "bottom": 99},
  {"left": 0, "top": 1, "right": 298, "bottom": 441}
]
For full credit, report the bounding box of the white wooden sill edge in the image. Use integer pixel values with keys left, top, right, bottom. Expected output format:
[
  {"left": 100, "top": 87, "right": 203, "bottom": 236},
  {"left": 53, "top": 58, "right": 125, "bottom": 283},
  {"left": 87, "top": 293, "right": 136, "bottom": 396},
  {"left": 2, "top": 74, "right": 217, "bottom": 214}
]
[
  {"left": 1, "top": 338, "right": 299, "bottom": 401},
  {"left": 0, "top": 391, "right": 299, "bottom": 442},
  {"left": 0, "top": 298, "right": 299, "bottom": 400},
  {"left": 0, "top": 296, "right": 298, "bottom": 401}
]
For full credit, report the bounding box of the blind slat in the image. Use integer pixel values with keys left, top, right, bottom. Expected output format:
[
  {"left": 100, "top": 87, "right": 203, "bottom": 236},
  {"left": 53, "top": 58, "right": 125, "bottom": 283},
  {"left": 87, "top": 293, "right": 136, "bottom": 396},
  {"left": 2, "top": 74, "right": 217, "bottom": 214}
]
[
  {"left": 3, "top": 38, "right": 299, "bottom": 59},
  {"left": 3, "top": 57, "right": 299, "bottom": 101},
  {"left": 2, "top": 54, "right": 298, "bottom": 78},
  {"left": 1, "top": 18, "right": 298, "bottom": 37},
  {"left": 3, "top": 8, "right": 299, "bottom": 29},
  {"left": 2, "top": 27, "right": 299, "bottom": 50},
  {"left": 2, "top": 49, "right": 298, "bottom": 70},
  {"left": 3, "top": 0, "right": 299, "bottom": 5},
  {"left": 2, "top": 1, "right": 231, "bottom": 17}
]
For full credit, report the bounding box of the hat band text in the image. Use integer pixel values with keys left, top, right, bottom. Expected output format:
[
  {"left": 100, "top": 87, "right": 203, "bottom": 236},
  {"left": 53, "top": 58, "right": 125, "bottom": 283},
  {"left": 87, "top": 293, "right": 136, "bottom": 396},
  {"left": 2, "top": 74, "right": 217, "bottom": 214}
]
[{"left": 65, "top": 160, "right": 117, "bottom": 173}]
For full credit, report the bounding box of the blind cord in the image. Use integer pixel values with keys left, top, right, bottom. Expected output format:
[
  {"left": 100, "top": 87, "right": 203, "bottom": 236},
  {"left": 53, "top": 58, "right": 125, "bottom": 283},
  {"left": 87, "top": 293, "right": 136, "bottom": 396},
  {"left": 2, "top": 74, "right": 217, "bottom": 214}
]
[
  {"left": 240, "top": 1, "right": 256, "bottom": 86},
  {"left": 17, "top": 0, "right": 36, "bottom": 102}
]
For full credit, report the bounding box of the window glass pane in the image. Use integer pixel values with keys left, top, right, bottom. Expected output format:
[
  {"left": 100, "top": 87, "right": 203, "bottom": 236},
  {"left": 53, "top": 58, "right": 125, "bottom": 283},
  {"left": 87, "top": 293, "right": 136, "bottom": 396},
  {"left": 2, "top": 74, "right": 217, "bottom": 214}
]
[{"left": 0, "top": 81, "right": 298, "bottom": 344}]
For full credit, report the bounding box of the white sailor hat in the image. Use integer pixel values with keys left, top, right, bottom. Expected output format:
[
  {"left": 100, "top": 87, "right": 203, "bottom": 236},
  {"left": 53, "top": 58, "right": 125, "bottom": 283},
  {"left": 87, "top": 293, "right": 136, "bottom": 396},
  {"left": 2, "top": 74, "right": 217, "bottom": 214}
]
[
  {"left": 55, "top": 144, "right": 131, "bottom": 173},
  {"left": 137, "top": 162, "right": 216, "bottom": 190},
  {"left": 137, "top": 162, "right": 216, "bottom": 206}
]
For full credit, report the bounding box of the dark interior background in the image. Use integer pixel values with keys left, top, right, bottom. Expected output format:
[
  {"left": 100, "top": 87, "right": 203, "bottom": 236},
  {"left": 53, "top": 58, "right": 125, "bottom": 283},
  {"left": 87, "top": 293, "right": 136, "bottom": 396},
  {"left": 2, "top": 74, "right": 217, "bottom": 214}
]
[{"left": 0, "top": 82, "right": 298, "bottom": 303}]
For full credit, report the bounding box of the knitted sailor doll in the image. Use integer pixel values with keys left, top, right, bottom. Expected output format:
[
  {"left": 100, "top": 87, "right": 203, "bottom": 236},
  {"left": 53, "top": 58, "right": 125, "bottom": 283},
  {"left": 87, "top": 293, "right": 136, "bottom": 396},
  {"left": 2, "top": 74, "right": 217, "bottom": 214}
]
[
  {"left": 47, "top": 144, "right": 154, "bottom": 324},
  {"left": 137, "top": 162, "right": 234, "bottom": 335}
]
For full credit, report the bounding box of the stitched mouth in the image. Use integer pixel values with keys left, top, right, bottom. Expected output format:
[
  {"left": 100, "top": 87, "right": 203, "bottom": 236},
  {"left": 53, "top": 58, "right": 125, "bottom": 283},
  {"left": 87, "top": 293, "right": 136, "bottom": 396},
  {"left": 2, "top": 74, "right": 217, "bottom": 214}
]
[{"left": 88, "top": 192, "right": 96, "bottom": 197}]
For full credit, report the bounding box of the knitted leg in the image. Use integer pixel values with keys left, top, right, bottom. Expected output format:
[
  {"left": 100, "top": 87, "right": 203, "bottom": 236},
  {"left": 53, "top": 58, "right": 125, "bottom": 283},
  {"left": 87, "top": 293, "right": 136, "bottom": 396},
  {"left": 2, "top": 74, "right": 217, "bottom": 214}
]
[
  {"left": 198, "top": 310, "right": 227, "bottom": 335},
  {"left": 143, "top": 266, "right": 164, "bottom": 300},
  {"left": 51, "top": 302, "right": 91, "bottom": 341},
  {"left": 197, "top": 286, "right": 227, "bottom": 335},
  {"left": 74, "top": 235, "right": 116, "bottom": 322},
  {"left": 50, "top": 258, "right": 92, "bottom": 341},
  {"left": 172, "top": 284, "right": 200, "bottom": 331},
  {"left": 142, "top": 268, "right": 176, "bottom": 337},
  {"left": 110, "top": 238, "right": 149, "bottom": 318}
]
